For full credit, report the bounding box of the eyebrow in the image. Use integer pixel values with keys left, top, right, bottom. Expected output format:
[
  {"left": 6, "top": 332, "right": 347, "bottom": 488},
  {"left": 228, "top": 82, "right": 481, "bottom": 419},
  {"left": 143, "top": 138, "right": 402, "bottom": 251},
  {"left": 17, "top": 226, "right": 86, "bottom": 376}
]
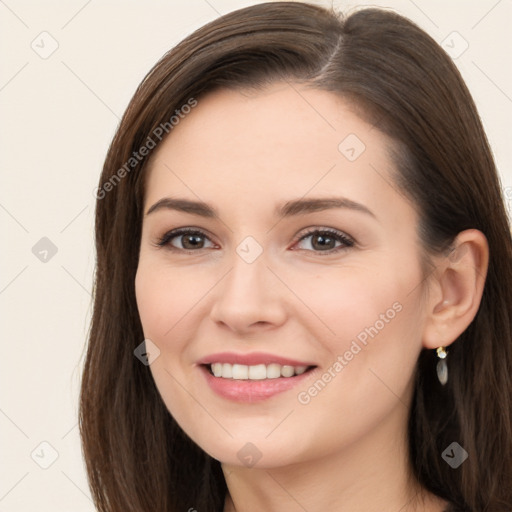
[
  {"left": 146, "top": 198, "right": 217, "bottom": 217},
  {"left": 145, "top": 196, "right": 376, "bottom": 219},
  {"left": 277, "top": 197, "right": 376, "bottom": 219}
]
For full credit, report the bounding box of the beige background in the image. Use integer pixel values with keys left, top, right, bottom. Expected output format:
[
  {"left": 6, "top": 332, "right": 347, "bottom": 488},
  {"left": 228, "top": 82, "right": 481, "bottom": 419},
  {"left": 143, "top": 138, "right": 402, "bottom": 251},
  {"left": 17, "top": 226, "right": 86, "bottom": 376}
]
[{"left": 1, "top": 1, "right": 510, "bottom": 510}]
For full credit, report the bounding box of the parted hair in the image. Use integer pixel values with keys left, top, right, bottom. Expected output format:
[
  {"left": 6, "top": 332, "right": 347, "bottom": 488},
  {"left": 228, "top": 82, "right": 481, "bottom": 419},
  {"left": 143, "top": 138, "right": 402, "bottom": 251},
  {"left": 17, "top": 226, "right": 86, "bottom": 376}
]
[{"left": 79, "top": 3, "right": 512, "bottom": 511}]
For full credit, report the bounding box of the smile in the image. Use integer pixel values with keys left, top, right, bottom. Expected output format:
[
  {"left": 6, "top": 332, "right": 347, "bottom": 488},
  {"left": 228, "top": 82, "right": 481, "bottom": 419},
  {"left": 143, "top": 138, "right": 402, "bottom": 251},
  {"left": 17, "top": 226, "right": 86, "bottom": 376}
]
[
  {"left": 209, "top": 362, "right": 310, "bottom": 379},
  {"left": 197, "top": 352, "right": 317, "bottom": 402}
]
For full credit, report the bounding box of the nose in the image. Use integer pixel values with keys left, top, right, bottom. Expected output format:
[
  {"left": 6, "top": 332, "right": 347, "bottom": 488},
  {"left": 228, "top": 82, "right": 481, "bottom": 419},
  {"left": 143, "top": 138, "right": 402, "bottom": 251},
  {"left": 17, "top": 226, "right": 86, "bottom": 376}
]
[{"left": 209, "top": 249, "right": 287, "bottom": 334}]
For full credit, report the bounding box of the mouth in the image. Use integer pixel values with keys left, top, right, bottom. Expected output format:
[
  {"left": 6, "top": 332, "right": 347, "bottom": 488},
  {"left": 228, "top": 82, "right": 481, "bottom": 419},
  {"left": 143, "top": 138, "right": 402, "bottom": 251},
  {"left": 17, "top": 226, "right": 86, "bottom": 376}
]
[
  {"left": 197, "top": 353, "right": 318, "bottom": 402},
  {"left": 200, "top": 364, "right": 316, "bottom": 402},
  {"left": 204, "top": 362, "right": 316, "bottom": 380}
]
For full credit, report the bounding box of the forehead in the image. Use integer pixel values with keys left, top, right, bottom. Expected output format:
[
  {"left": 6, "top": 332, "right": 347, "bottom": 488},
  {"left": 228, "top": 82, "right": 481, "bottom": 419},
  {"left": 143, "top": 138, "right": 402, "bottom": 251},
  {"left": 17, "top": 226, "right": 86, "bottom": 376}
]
[
  {"left": 143, "top": 83, "right": 410, "bottom": 222},
  {"left": 150, "top": 83, "right": 379, "bottom": 167}
]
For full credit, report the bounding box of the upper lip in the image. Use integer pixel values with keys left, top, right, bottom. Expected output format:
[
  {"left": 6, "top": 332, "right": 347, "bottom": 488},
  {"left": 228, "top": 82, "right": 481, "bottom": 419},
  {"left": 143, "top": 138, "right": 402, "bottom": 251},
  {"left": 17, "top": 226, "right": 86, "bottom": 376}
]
[{"left": 197, "top": 352, "right": 316, "bottom": 367}]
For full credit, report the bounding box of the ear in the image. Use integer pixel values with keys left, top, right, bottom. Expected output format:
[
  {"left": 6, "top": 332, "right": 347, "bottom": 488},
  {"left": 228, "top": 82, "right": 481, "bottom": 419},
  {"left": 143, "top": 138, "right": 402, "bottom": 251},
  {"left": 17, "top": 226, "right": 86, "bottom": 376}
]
[{"left": 422, "top": 229, "right": 489, "bottom": 350}]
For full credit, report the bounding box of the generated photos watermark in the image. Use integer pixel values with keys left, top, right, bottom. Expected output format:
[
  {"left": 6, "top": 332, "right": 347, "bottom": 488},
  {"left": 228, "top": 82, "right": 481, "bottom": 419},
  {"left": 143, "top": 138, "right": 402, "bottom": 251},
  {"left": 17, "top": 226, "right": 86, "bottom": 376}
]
[
  {"left": 441, "top": 442, "right": 468, "bottom": 469},
  {"left": 94, "top": 97, "right": 198, "bottom": 200},
  {"left": 297, "top": 301, "right": 403, "bottom": 405},
  {"left": 134, "top": 339, "right": 161, "bottom": 366}
]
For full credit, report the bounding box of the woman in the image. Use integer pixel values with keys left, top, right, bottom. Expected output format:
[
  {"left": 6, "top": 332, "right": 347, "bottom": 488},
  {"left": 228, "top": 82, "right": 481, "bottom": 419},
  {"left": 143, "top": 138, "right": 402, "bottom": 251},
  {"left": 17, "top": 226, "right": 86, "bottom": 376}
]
[{"left": 80, "top": 2, "right": 512, "bottom": 511}]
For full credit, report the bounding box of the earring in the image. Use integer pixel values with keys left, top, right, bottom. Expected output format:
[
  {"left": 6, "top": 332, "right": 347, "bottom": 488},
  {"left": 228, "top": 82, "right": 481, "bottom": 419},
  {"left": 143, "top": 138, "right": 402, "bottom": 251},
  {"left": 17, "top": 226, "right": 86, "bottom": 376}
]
[{"left": 436, "top": 346, "right": 448, "bottom": 385}]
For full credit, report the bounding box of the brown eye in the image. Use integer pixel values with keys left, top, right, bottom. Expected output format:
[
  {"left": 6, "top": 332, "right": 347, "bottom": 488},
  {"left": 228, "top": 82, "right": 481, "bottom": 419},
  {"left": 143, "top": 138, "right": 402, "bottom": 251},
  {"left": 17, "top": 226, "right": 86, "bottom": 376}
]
[
  {"left": 310, "top": 233, "right": 337, "bottom": 250},
  {"left": 179, "top": 233, "right": 206, "bottom": 249},
  {"left": 157, "top": 229, "right": 215, "bottom": 251},
  {"left": 294, "top": 229, "right": 354, "bottom": 253}
]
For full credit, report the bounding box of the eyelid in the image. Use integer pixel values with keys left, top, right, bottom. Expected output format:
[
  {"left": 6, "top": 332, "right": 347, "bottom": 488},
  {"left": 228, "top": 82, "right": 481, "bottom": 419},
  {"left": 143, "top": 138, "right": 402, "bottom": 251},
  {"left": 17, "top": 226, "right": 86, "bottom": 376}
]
[
  {"left": 154, "top": 227, "right": 217, "bottom": 251},
  {"left": 154, "top": 226, "right": 355, "bottom": 254},
  {"left": 291, "top": 226, "right": 355, "bottom": 253}
]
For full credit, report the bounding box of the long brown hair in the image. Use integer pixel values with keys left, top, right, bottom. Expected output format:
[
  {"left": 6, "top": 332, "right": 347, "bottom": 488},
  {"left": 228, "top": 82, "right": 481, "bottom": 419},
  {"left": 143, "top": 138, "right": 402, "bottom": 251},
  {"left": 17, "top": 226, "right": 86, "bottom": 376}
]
[{"left": 79, "top": 2, "right": 512, "bottom": 510}]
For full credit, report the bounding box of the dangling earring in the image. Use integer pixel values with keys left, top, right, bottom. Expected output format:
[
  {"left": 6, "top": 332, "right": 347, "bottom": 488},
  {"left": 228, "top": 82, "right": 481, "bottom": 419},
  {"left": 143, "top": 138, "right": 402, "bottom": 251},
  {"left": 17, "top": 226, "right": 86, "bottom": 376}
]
[{"left": 436, "top": 346, "right": 448, "bottom": 385}]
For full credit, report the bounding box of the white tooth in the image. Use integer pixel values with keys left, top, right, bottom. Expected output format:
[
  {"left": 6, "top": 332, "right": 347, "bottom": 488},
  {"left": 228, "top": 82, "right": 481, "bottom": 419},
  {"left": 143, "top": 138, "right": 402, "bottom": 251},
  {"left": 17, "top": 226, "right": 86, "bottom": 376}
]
[
  {"left": 294, "top": 365, "right": 307, "bottom": 375},
  {"left": 212, "top": 362, "right": 308, "bottom": 379},
  {"left": 281, "top": 365, "right": 294, "bottom": 378},
  {"left": 266, "top": 363, "right": 282, "bottom": 379},
  {"left": 248, "top": 364, "right": 267, "bottom": 380},
  {"left": 222, "top": 363, "right": 233, "bottom": 378},
  {"left": 212, "top": 363, "right": 222, "bottom": 377},
  {"left": 232, "top": 364, "right": 248, "bottom": 380}
]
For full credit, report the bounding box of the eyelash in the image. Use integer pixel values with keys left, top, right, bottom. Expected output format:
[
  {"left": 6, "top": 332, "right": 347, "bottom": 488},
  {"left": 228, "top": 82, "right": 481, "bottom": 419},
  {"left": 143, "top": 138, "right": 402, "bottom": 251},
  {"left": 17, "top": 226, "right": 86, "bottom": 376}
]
[
  {"left": 155, "top": 228, "right": 216, "bottom": 252},
  {"left": 155, "top": 227, "right": 355, "bottom": 255},
  {"left": 295, "top": 227, "right": 355, "bottom": 254}
]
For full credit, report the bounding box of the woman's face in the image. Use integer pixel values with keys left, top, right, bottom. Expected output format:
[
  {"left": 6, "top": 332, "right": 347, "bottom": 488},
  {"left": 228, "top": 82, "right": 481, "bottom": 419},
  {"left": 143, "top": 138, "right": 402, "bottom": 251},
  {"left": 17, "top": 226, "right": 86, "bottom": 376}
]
[{"left": 135, "top": 83, "right": 429, "bottom": 469}]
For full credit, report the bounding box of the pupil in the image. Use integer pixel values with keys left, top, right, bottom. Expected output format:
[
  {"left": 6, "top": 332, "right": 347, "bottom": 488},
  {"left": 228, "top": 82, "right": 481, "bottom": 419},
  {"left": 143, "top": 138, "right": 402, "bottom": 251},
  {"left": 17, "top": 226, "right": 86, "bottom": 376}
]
[
  {"left": 313, "top": 234, "right": 334, "bottom": 250},
  {"left": 183, "top": 234, "right": 203, "bottom": 249}
]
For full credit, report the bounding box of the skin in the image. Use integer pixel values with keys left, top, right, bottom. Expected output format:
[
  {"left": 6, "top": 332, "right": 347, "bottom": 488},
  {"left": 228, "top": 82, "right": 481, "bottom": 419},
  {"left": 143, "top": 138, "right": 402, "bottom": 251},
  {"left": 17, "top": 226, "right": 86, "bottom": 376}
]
[{"left": 135, "top": 83, "right": 488, "bottom": 511}]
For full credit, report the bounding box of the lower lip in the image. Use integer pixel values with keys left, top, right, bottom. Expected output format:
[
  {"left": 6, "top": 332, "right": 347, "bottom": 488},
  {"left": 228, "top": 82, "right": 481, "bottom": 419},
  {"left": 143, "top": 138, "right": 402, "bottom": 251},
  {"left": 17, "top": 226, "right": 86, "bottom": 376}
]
[{"left": 199, "top": 365, "right": 314, "bottom": 403}]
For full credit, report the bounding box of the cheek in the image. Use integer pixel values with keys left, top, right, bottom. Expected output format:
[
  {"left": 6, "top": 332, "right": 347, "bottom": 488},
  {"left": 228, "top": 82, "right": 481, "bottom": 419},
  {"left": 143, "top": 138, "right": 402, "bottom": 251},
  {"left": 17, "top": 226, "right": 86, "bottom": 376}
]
[
  {"left": 135, "top": 259, "right": 212, "bottom": 342},
  {"left": 285, "top": 316, "right": 422, "bottom": 464},
  {"left": 134, "top": 260, "right": 210, "bottom": 430},
  {"left": 288, "top": 259, "right": 424, "bottom": 410},
  {"left": 283, "top": 260, "right": 417, "bottom": 351}
]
